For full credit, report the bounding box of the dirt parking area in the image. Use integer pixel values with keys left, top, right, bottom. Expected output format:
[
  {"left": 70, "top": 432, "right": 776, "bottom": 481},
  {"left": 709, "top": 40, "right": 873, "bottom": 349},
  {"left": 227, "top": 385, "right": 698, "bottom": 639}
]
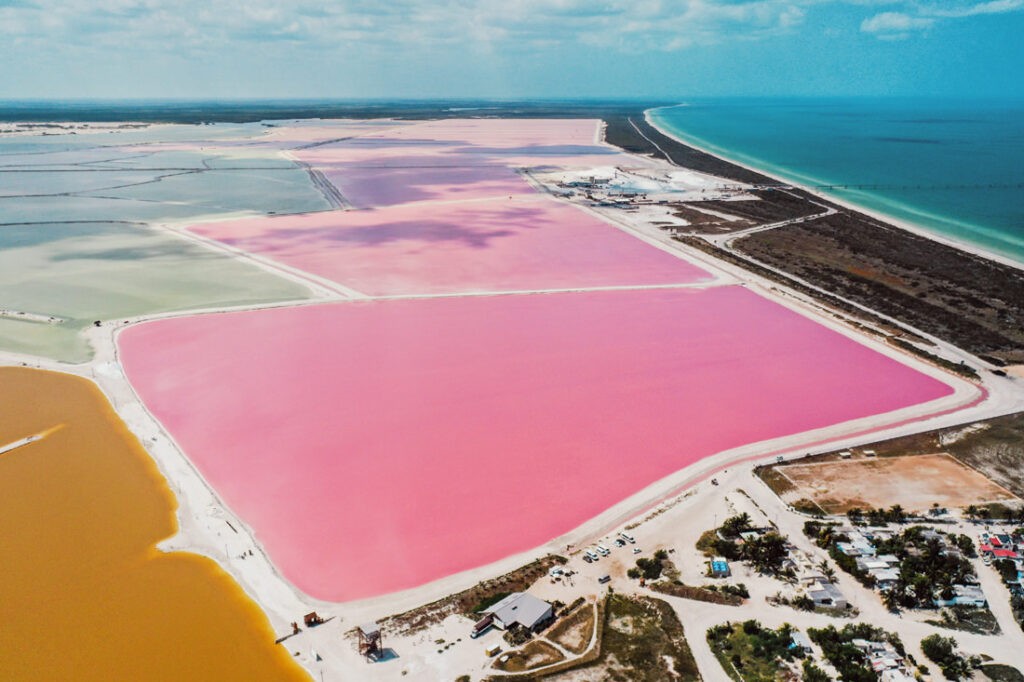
[{"left": 777, "top": 453, "right": 1019, "bottom": 514}]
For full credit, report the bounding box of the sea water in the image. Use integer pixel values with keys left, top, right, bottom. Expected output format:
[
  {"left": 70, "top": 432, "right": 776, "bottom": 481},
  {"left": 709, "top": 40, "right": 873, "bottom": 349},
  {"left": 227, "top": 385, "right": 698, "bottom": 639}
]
[{"left": 649, "top": 98, "right": 1024, "bottom": 263}]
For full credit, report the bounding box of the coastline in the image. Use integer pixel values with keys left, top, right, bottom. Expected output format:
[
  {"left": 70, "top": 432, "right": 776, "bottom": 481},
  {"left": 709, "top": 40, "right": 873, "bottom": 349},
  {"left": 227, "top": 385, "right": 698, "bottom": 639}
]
[
  {"left": 6, "top": 113, "right": 1024, "bottom": 680},
  {"left": 644, "top": 107, "right": 1024, "bottom": 274}
]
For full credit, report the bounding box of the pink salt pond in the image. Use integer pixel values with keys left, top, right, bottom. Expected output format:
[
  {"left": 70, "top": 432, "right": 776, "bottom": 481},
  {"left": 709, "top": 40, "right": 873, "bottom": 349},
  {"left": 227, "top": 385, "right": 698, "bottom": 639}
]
[
  {"left": 289, "top": 119, "right": 641, "bottom": 207},
  {"left": 318, "top": 163, "right": 534, "bottom": 208},
  {"left": 191, "top": 198, "right": 712, "bottom": 295},
  {"left": 119, "top": 287, "right": 955, "bottom": 601}
]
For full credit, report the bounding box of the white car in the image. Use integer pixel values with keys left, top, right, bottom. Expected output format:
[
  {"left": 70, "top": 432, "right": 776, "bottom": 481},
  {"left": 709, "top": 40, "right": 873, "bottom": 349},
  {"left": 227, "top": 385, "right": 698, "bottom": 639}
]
[{"left": 585, "top": 550, "right": 599, "bottom": 561}]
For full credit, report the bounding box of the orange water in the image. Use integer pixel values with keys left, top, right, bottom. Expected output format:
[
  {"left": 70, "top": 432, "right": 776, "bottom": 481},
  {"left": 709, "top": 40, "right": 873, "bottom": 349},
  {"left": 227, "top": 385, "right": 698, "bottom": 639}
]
[{"left": 0, "top": 367, "right": 308, "bottom": 681}]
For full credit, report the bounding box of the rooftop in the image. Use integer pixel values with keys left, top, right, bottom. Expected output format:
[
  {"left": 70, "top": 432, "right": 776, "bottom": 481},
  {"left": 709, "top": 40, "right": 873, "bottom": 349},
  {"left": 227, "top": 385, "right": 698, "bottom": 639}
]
[{"left": 485, "top": 592, "right": 552, "bottom": 630}]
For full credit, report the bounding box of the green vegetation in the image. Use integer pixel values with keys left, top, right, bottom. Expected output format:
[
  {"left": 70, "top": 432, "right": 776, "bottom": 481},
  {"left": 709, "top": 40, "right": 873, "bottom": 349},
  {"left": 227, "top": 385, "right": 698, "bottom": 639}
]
[
  {"left": 803, "top": 520, "right": 877, "bottom": 588},
  {"left": 380, "top": 555, "right": 566, "bottom": 635},
  {"left": 706, "top": 620, "right": 803, "bottom": 681},
  {"left": 546, "top": 603, "right": 595, "bottom": 655},
  {"left": 846, "top": 505, "right": 909, "bottom": 526},
  {"left": 627, "top": 549, "right": 670, "bottom": 580},
  {"left": 474, "top": 591, "right": 511, "bottom": 614},
  {"left": 801, "top": 659, "right": 830, "bottom": 682},
  {"left": 965, "top": 504, "right": 1024, "bottom": 522},
  {"left": 926, "top": 605, "right": 1001, "bottom": 635},
  {"left": 703, "top": 514, "right": 790, "bottom": 577},
  {"left": 793, "top": 498, "right": 826, "bottom": 515},
  {"left": 994, "top": 558, "right": 1018, "bottom": 583},
  {"left": 492, "top": 640, "right": 564, "bottom": 673},
  {"left": 808, "top": 623, "right": 905, "bottom": 682},
  {"left": 981, "top": 663, "right": 1024, "bottom": 682},
  {"left": 545, "top": 594, "right": 698, "bottom": 682},
  {"left": 877, "top": 530, "right": 976, "bottom": 611},
  {"left": 804, "top": 522, "right": 978, "bottom": 610},
  {"left": 953, "top": 534, "right": 978, "bottom": 558},
  {"left": 920, "top": 633, "right": 978, "bottom": 681},
  {"left": 988, "top": 555, "right": 1024, "bottom": 632},
  {"left": 713, "top": 583, "right": 750, "bottom": 600},
  {"left": 649, "top": 580, "right": 745, "bottom": 606},
  {"left": 493, "top": 594, "right": 698, "bottom": 681},
  {"left": 696, "top": 528, "right": 720, "bottom": 556}
]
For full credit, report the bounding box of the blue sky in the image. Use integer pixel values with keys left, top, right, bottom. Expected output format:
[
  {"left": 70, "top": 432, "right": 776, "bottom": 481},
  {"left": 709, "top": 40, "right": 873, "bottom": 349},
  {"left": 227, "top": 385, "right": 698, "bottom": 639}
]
[{"left": 2, "top": 0, "right": 1023, "bottom": 99}]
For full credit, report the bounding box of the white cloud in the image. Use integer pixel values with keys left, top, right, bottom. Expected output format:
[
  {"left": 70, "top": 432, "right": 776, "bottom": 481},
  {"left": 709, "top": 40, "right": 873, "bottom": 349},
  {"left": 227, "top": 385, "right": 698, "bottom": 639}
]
[
  {"left": 861, "top": 0, "right": 1024, "bottom": 38},
  {"left": 860, "top": 11, "right": 934, "bottom": 33},
  {"left": 2, "top": 0, "right": 1021, "bottom": 54},
  {"left": 0, "top": 0, "right": 813, "bottom": 53},
  {"left": 928, "top": 0, "right": 1024, "bottom": 17}
]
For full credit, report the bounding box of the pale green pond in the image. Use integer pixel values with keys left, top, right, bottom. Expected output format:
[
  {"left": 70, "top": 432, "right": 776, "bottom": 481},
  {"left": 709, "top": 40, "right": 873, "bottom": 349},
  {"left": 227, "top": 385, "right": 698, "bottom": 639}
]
[
  {"left": 0, "top": 122, "right": 329, "bottom": 363},
  {"left": 0, "top": 222, "right": 310, "bottom": 362}
]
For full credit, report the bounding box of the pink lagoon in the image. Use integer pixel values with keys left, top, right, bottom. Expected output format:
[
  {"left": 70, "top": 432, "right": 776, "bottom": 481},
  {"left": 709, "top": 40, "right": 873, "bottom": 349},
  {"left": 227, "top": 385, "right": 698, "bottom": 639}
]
[
  {"left": 119, "top": 286, "right": 955, "bottom": 601},
  {"left": 190, "top": 198, "right": 713, "bottom": 295}
]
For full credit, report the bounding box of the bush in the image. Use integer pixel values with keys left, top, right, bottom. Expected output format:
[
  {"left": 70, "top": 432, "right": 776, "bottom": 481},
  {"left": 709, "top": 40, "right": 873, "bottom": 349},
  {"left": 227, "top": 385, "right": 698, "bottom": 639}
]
[
  {"left": 635, "top": 556, "right": 663, "bottom": 580},
  {"left": 995, "top": 558, "right": 1018, "bottom": 584},
  {"left": 721, "top": 583, "right": 750, "bottom": 599},
  {"left": 921, "top": 633, "right": 973, "bottom": 681},
  {"left": 802, "top": 659, "right": 830, "bottom": 682}
]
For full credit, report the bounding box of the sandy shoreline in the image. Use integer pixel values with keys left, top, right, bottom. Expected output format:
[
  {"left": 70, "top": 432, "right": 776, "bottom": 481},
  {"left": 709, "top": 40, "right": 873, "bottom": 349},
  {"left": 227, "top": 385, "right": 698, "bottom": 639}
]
[{"left": 644, "top": 107, "right": 1024, "bottom": 274}]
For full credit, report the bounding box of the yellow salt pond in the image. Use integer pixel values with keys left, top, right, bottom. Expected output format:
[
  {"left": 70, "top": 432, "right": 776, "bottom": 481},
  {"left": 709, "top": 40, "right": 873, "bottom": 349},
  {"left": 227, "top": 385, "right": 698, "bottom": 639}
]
[{"left": 0, "top": 367, "right": 308, "bottom": 681}]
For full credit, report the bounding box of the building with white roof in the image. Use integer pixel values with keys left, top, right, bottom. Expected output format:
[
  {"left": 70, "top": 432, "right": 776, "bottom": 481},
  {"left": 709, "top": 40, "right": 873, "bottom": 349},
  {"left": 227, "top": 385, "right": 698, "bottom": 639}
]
[{"left": 483, "top": 592, "right": 553, "bottom": 632}]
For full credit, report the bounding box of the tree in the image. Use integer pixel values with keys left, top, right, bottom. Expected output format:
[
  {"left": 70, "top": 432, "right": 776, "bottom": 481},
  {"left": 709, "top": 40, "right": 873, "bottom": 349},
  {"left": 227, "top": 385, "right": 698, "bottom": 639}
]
[
  {"left": 745, "top": 532, "right": 788, "bottom": 574},
  {"left": 954, "top": 534, "right": 976, "bottom": 558},
  {"left": 882, "top": 587, "right": 903, "bottom": 612},
  {"left": 721, "top": 513, "right": 752, "bottom": 538},
  {"left": 921, "top": 633, "right": 972, "bottom": 681},
  {"left": 994, "top": 558, "right": 1018, "bottom": 584},
  {"left": 802, "top": 659, "right": 830, "bottom": 682}
]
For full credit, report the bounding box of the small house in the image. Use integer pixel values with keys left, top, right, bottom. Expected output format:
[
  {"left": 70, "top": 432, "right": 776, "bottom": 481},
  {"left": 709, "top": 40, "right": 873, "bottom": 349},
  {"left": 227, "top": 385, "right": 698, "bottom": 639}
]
[
  {"left": 790, "top": 631, "right": 813, "bottom": 655},
  {"left": 808, "top": 581, "right": 848, "bottom": 610},
  {"left": 483, "top": 593, "right": 554, "bottom": 632}
]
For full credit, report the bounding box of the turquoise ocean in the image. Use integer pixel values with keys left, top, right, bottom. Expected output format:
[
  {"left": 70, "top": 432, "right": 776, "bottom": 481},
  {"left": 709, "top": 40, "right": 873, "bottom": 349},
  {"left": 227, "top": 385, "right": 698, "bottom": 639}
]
[{"left": 649, "top": 99, "right": 1024, "bottom": 264}]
